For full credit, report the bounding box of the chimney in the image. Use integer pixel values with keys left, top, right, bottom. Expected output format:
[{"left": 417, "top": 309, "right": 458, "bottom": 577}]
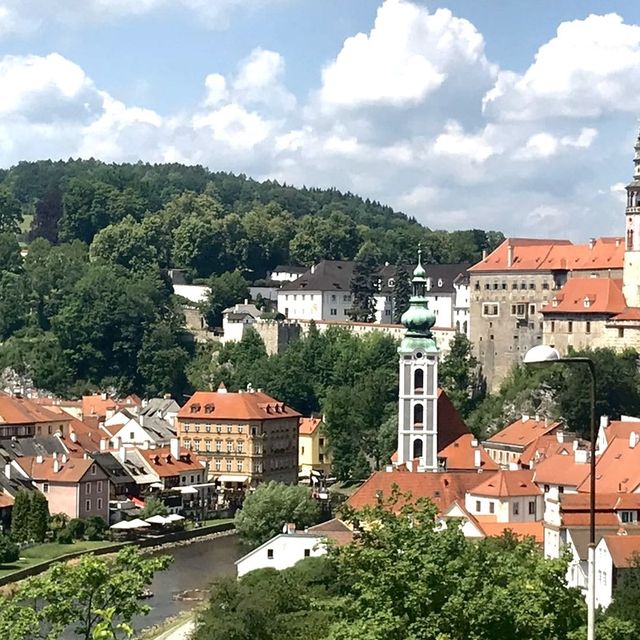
[
  {"left": 52, "top": 452, "right": 58, "bottom": 461},
  {"left": 163, "top": 393, "right": 171, "bottom": 399},
  {"left": 36, "top": 454, "right": 43, "bottom": 464},
  {"left": 83, "top": 452, "right": 89, "bottom": 460},
  {"left": 4, "top": 463, "right": 11, "bottom": 480},
  {"left": 630, "top": 432, "right": 639, "bottom": 449},
  {"left": 589, "top": 238, "right": 595, "bottom": 250},
  {"left": 522, "top": 414, "right": 529, "bottom": 423},
  {"left": 114, "top": 436, "right": 122, "bottom": 450},
  {"left": 118, "top": 447, "right": 126, "bottom": 463},
  {"left": 474, "top": 449, "right": 482, "bottom": 468},
  {"left": 139, "top": 414, "right": 145, "bottom": 427},
  {"left": 482, "top": 249, "right": 487, "bottom": 261},
  {"left": 101, "top": 392, "right": 107, "bottom": 401},
  {"left": 507, "top": 244, "right": 514, "bottom": 267},
  {"left": 556, "top": 431, "right": 565, "bottom": 443},
  {"left": 53, "top": 459, "right": 60, "bottom": 473},
  {"left": 616, "top": 238, "right": 621, "bottom": 247},
  {"left": 99, "top": 438, "right": 108, "bottom": 452},
  {"left": 600, "top": 415, "right": 610, "bottom": 429},
  {"left": 142, "top": 440, "right": 150, "bottom": 450},
  {"left": 70, "top": 431, "right": 77, "bottom": 443},
  {"left": 286, "top": 522, "right": 296, "bottom": 535},
  {"left": 310, "top": 264, "right": 316, "bottom": 274},
  {"left": 217, "top": 382, "right": 227, "bottom": 394},
  {"left": 170, "top": 437, "right": 180, "bottom": 459},
  {"left": 574, "top": 449, "right": 588, "bottom": 464},
  {"left": 573, "top": 439, "right": 579, "bottom": 451},
  {"left": 61, "top": 454, "right": 67, "bottom": 464}
]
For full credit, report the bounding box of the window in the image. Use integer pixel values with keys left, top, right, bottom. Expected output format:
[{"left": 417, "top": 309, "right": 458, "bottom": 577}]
[
  {"left": 319, "top": 453, "right": 324, "bottom": 463},
  {"left": 215, "top": 440, "right": 222, "bottom": 452},
  {"left": 528, "top": 501, "right": 536, "bottom": 515},
  {"left": 206, "top": 425, "right": 211, "bottom": 432},
  {"left": 513, "top": 502, "right": 519, "bottom": 515},
  {"left": 205, "top": 440, "right": 211, "bottom": 452},
  {"left": 267, "top": 549, "right": 274, "bottom": 559},
  {"left": 129, "top": 431, "right": 135, "bottom": 440},
  {"left": 529, "top": 283, "right": 535, "bottom": 290},
  {"left": 238, "top": 426, "right": 243, "bottom": 433},
  {"left": 529, "top": 304, "right": 536, "bottom": 315},
  {"left": 511, "top": 303, "right": 526, "bottom": 317},
  {"left": 489, "top": 502, "right": 495, "bottom": 514},
  {"left": 86, "top": 483, "right": 92, "bottom": 495},
  {"left": 542, "top": 282, "right": 549, "bottom": 290},
  {"left": 85, "top": 500, "right": 91, "bottom": 511},
  {"left": 501, "top": 283, "right": 507, "bottom": 290},
  {"left": 621, "top": 511, "right": 632, "bottom": 523},
  {"left": 304, "top": 549, "right": 311, "bottom": 557},
  {"left": 343, "top": 294, "right": 350, "bottom": 302},
  {"left": 544, "top": 484, "right": 550, "bottom": 493},
  {"left": 586, "top": 321, "right": 591, "bottom": 334},
  {"left": 475, "top": 500, "right": 481, "bottom": 512},
  {"left": 226, "top": 441, "right": 233, "bottom": 453},
  {"left": 619, "top": 328, "right": 625, "bottom": 339},
  {"left": 330, "top": 308, "right": 337, "bottom": 316},
  {"left": 195, "top": 425, "right": 200, "bottom": 433},
  {"left": 551, "top": 321, "right": 555, "bottom": 332},
  {"left": 43, "top": 482, "right": 49, "bottom": 493},
  {"left": 184, "top": 425, "right": 190, "bottom": 432},
  {"left": 511, "top": 283, "right": 518, "bottom": 290},
  {"left": 97, "top": 498, "right": 103, "bottom": 510},
  {"left": 216, "top": 425, "right": 222, "bottom": 433},
  {"left": 215, "top": 459, "right": 221, "bottom": 471},
  {"left": 493, "top": 282, "right": 498, "bottom": 290},
  {"left": 91, "top": 465, "right": 96, "bottom": 475},
  {"left": 237, "top": 441, "right": 244, "bottom": 453},
  {"left": 227, "top": 425, "right": 233, "bottom": 433},
  {"left": 520, "top": 283, "right": 526, "bottom": 290},
  {"left": 190, "top": 475, "right": 194, "bottom": 483},
  {"left": 194, "top": 439, "right": 201, "bottom": 451},
  {"left": 319, "top": 438, "right": 325, "bottom": 446},
  {"left": 414, "top": 368, "right": 424, "bottom": 391},
  {"left": 568, "top": 321, "right": 573, "bottom": 333},
  {"left": 413, "top": 403, "right": 424, "bottom": 425},
  {"left": 237, "top": 460, "right": 243, "bottom": 472},
  {"left": 475, "top": 282, "right": 480, "bottom": 291},
  {"left": 226, "top": 460, "right": 232, "bottom": 472},
  {"left": 331, "top": 294, "right": 336, "bottom": 302},
  {"left": 559, "top": 486, "right": 565, "bottom": 494},
  {"left": 301, "top": 446, "right": 305, "bottom": 455},
  {"left": 97, "top": 481, "right": 103, "bottom": 493},
  {"left": 482, "top": 303, "right": 499, "bottom": 317}
]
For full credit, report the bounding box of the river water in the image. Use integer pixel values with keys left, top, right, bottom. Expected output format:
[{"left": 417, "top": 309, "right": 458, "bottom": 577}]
[{"left": 135, "top": 534, "right": 242, "bottom": 632}]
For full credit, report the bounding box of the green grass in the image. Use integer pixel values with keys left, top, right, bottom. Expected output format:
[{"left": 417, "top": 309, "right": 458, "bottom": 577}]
[
  {"left": 0, "top": 540, "right": 116, "bottom": 579},
  {"left": 185, "top": 517, "right": 234, "bottom": 530}
]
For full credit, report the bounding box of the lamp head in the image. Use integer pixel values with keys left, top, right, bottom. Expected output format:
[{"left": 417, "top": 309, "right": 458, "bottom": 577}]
[{"left": 523, "top": 344, "right": 561, "bottom": 365}]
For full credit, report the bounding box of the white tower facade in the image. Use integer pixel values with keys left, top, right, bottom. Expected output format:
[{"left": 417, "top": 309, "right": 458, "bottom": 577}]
[
  {"left": 396, "top": 252, "right": 439, "bottom": 471},
  {"left": 623, "top": 130, "right": 640, "bottom": 308}
]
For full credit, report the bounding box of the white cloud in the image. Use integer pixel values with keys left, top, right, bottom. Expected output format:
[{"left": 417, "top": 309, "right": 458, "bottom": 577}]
[
  {"left": 484, "top": 13, "right": 640, "bottom": 120},
  {"left": 192, "top": 103, "right": 272, "bottom": 150},
  {"left": 320, "top": 0, "right": 493, "bottom": 109},
  {"left": 204, "top": 74, "right": 228, "bottom": 107},
  {"left": 432, "top": 121, "right": 498, "bottom": 163},
  {"left": 516, "top": 127, "right": 598, "bottom": 159}
]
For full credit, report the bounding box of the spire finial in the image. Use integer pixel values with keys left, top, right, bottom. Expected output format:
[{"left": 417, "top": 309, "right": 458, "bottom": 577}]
[{"left": 417, "top": 243, "right": 422, "bottom": 266}]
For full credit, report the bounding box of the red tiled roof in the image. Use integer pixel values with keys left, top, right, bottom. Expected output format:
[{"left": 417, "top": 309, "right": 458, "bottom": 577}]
[
  {"left": 438, "top": 434, "right": 498, "bottom": 471},
  {"left": 0, "top": 393, "right": 70, "bottom": 425},
  {"left": 563, "top": 512, "right": 620, "bottom": 527},
  {"left": 486, "top": 416, "right": 560, "bottom": 449},
  {"left": 16, "top": 456, "right": 95, "bottom": 483},
  {"left": 469, "top": 238, "right": 624, "bottom": 273},
  {"left": 81, "top": 394, "right": 140, "bottom": 419},
  {"left": 543, "top": 278, "right": 625, "bottom": 315},
  {"left": 138, "top": 447, "right": 203, "bottom": 478},
  {"left": 346, "top": 469, "right": 491, "bottom": 514},
  {"left": 65, "top": 417, "right": 108, "bottom": 456},
  {"left": 470, "top": 469, "right": 541, "bottom": 498},
  {"left": 579, "top": 436, "right": 640, "bottom": 493},
  {"left": 604, "top": 535, "right": 640, "bottom": 568},
  {"left": 178, "top": 390, "right": 301, "bottom": 421},
  {"left": 480, "top": 521, "right": 544, "bottom": 544},
  {"left": 610, "top": 307, "right": 640, "bottom": 321},
  {"left": 603, "top": 420, "right": 640, "bottom": 444},
  {"left": 533, "top": 449, "right": 590, "bottom": 487},
  {"left": 436, "top": 389, "right": 472, "bottom": 451},
  {"left": 520, "top": 434, "right": 582, "bottom": 467},
  {"left": 299, "top": 417, "right": 322, "bottom": 435},
  {"left": 308, "top": 519, "right": 353, "bottom": 546}
]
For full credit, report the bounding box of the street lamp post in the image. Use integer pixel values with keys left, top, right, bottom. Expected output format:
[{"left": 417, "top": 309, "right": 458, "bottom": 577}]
[{"left": 523, "top": 345, "right": 597, "bottom": 640}]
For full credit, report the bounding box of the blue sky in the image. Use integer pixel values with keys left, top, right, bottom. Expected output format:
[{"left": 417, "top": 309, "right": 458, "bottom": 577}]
[{"left": 2, "top": 0, "right": 640, "bottom": 239}]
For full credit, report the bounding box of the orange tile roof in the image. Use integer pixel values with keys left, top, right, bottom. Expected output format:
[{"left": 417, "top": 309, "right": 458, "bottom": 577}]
[
  {"left": 138, "top": 447, "right": 203, "bottom": 477},
  {"left": 16, "top": 456, "right": 95, "bottom": 483},
  {"left": 299, "top": 417, "right": 322, "bottom": 435},
  {"left": 486, "top": 416, "right": 560, "bottom": 449},
  {"left": 438, "top": 434, "right": 499, "bottom": 471},
  {"left": 65, "top": 417, "right": 108, "bottom": 456},
  {"left": 604, "top": 535, "right": 640, "bottom": 568},
  {"left": 179, "top": 390, "right": 301, "bottom": 422},
  {"left": 470, "top": 469, "right": 541, "bottom": 498},
  {"left": 0, "top": 493, "right": 14, "bottom": 508},
  {"left": 533, "top": 452, "right": 590, "bottom": 487},
  {"left": 543, "top": 278, "right": 625, "bottom": 315},
  {"left": 0, "top": 393, "right": 70, "bottom": 425},
  {"left": 520, "top": 435, "right": 583, "bottom": 467},
  {"left": 308, "top": 519, "right": 354, "bottom": 546},
  {"left": 610, "top": 307, "right": 640, "bottom": 321},
  {"left": 603, "top": 420, "right": 640, "bottom": 444},
  {"left": 479, "top": 521, "right": 544, "bottom": 544},
  {"left": 563, "top": 512, "right": 620, "bottom": 527},
  {"left": 579, "top": 436, "right": 640, "bottom": 493},
  {"left": 81, "top": 394, "right": 140, "bottom": 419},
  {"left": 346, "top": 469, "right": 491, "bottom": 514},
  {"left": 469, "top": 237, "right": 624, "bottom": 273}
]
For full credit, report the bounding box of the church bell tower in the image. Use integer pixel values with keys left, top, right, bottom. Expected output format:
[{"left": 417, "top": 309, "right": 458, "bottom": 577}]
[
  {"left": 623, "top": 129, "right": 640, "bottom": 308},
  {"left": 396, "top": 250, "right": 439, "bottom": 471}
]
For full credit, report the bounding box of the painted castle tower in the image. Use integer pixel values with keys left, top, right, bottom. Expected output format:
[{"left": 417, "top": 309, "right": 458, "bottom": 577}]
[
  {"left": 396, "top": 250, "right": 439, "bottom": 471},
  {"left": 623, "top": 129, "right": 640, "bottom": 308}
]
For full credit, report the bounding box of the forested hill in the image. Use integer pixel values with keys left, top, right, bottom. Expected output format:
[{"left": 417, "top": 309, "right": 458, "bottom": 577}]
[{"left": 0, "top": 159, "right": 503, "bottom": 278}]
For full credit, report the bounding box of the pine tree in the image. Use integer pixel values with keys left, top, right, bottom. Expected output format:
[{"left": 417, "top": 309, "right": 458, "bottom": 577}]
[
  {"left": 11, "top": 491, "right": 32, "bottom": 542},
  {"left": 29, "top": 492, "right": 50, "bottom": 543},
  {"left": 439, "top": 332, "right": 482, "bottom": 417},
  {"left": 392, "top": 264, "right": 411, "bottom": 323},
  {"left": 348, "top": 242, "right": 381, "bottom": 323}
]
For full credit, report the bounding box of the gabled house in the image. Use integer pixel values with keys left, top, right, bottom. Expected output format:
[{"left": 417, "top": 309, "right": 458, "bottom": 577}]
[
  {"left": 299, "top": 417, "right": 331, "bottom": 476},
  {"left": 595, "top": 533, "right": 640, "bottom": 609},
  {"left": 0, "top": 393, "right": 71, "bottom": 440},
  {"left": 14, "top": 454, "right": 110, "bottom": 521}
]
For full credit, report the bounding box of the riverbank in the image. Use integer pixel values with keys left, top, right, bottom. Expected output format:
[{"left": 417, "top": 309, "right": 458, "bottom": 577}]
[{"left": 0, "top": 519, "right": 235, "bottom": 587}]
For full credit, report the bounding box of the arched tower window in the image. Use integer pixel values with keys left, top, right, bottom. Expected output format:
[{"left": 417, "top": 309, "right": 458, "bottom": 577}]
[
  {"left": 414, "top": 368, "right": 424, "bottom": 392},
  {"left": 413, "top": 403, "right": 424, "bottom": 425},
  {"left": 412, "top": 438, "right": 423, "bottom": 460},
  {"left": 628, "top": 228, "right": 635, "bottom": 251},
  {"left": 463, "top": 320, "right": 468, "bottom": 334}
]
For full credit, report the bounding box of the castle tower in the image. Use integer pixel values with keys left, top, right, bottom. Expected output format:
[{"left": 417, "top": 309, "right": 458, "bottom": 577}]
[
  {"left": 396, "top": 250, "right": 439, "bottom": 471},
  {"left": 623, "top": 129, "right": 640, "bottom": 307}
]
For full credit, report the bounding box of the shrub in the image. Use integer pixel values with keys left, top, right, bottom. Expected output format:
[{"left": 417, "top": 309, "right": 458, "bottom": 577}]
[
  {"left": 57, "top": 528, "right": 73, "bottom": 545},
  {"left": 0, "top": 535, "right": 19, "bottom": 564},
  {"left": 67, "top": 518, "right": 86, "bottom": 540},
  {"left": 84, "top": 516, "right": 107, "bottom": 540}
]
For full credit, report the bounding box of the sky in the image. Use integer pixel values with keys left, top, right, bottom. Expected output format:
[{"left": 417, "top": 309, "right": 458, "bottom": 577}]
[{"left": 2, "top": 1, "right": 640, "bottom": 239}]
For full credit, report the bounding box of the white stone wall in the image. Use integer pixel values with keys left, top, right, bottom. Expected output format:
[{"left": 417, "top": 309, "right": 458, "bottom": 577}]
[{"left": 277, "top": 290, "right": 324, "bottom": 320}]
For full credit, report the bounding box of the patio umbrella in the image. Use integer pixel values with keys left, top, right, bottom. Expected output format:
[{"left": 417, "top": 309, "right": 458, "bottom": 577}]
[
  {"left": 110, "top": 520, "right": 134, "bottom": 529},
  {"left": 165, "top": 513, "right": 185, "bottom": 522},
  {"left": 145, "top": 514, "right": 169, "bottom": 525},
  {"left": 127, "top": 518, "right": 151, "bottom": 528}
]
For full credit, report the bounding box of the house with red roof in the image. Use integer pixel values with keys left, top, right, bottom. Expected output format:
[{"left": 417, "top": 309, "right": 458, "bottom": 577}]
[
  {"left": 177, "top": 385, "right": 300, "bottom": 490},
  {"left": 595, "top": 532, "right": 640, "bottom": 609},
  {"left": 483, "top": 415, "right": 563, "bottom": 468},
  {"left": 0, "top": 393, "right": 72, "bottom": 440},
  {"left": 298, "top": 417, "right": 330, "bottom": 476}
]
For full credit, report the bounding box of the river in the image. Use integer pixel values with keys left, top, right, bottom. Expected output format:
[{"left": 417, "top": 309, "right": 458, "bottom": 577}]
[{"left": 134, "top": 534, "right": 242, "bottom": 632}]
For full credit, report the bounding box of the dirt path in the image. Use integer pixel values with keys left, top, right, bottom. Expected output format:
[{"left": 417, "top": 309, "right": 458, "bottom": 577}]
[{"left": 152, "top": 618, "right": 195, "bottom": 640}]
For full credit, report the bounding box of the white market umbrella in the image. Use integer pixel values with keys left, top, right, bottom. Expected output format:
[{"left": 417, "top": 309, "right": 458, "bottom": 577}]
[
  {"left": 145, "top": 515, "right": 169, "bottom": 525},
  {"left": 165, "top": 513, "right": 185, "bottom": 522},
  {"left": 127, "top": 518, "right": 151, "bottom": 528},
  {"left": 179, "top": 486, "right": 198, "bottom": 495},
  {"left": 110, "top": 520, "right": 135, "bottom": 530}
]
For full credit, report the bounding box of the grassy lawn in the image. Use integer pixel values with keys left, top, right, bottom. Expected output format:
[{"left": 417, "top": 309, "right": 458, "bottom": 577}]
[
  {"left": 0, "top": 540, "right": 116, "bottom": 579},
  {"left": 186, "top": 517, "right": 234, "bottom": 530}
]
